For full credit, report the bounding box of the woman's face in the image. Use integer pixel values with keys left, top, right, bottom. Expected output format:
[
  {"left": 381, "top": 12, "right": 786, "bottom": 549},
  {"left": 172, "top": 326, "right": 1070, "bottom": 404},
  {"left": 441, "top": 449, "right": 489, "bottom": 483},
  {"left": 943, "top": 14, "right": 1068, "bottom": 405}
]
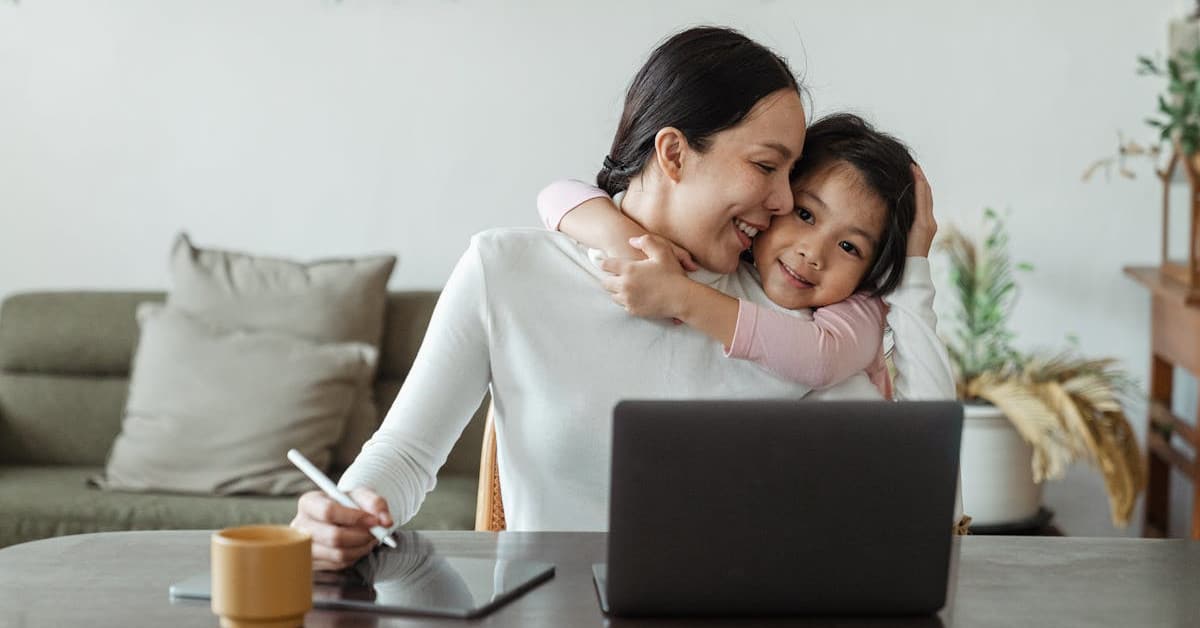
[
  {"left": 752, "top": 162, "right": 887, "bottom": 310},
  {"left": 665, "top": 89, "right": 807, "bottom": 274}
]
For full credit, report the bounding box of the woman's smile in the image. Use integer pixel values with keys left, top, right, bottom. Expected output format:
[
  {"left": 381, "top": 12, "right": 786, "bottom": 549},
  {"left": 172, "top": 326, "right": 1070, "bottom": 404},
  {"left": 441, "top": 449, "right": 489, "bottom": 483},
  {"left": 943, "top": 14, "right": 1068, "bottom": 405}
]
[{"left": 734, "top": 218, "right": 764, "bottom": 251}]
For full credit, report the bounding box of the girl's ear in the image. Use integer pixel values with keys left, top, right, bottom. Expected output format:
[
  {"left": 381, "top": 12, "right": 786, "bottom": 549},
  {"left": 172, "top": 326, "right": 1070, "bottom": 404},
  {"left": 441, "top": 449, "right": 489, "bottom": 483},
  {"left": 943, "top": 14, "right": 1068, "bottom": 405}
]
[{"left": 653, "top": 127, "right": 689, "bottom": 184}]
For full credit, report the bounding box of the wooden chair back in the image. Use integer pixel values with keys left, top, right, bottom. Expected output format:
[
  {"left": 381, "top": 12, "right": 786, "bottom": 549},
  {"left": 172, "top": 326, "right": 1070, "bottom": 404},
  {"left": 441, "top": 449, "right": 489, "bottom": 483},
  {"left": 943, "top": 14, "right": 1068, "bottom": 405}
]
[{"left": 474, "top": 404, "right": 506, "bottom": 531}]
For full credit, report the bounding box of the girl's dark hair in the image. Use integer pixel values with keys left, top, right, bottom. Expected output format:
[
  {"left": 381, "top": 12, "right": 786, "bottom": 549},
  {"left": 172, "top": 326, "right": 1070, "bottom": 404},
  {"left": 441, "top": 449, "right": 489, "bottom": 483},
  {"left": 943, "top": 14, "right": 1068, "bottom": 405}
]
[
  {"left": 597, "top": 26, "right": 801, "bottom": 195},
  {"left": 791, "top": 113, "right": 917, "bottom": 297}
]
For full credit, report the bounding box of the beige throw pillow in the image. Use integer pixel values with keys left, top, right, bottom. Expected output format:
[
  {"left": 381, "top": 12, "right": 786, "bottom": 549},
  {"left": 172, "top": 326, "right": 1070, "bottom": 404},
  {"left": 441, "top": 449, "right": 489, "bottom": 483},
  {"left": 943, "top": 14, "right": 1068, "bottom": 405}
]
[
  {"left": 97, "top": 304, "right": 377, "bottom": 495},
  {"left": 167, "top": 233, "right": 396, "bottom": 468}
]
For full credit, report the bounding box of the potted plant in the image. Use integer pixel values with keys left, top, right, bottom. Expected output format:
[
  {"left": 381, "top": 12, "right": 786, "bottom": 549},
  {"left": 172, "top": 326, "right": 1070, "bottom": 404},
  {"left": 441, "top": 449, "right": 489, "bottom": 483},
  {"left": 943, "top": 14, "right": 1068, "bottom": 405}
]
[
  {"left": 1138, "top": 47, "right": 1200, "bottom": 299},
  {"left": 937, "top": 209, "right": 1145, "bottom": 528}
]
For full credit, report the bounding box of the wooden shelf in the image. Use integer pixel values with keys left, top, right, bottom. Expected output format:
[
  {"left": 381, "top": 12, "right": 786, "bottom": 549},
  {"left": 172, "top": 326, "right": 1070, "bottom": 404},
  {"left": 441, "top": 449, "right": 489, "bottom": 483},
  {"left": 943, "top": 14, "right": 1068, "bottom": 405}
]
[
  {"left": 1125, "top": 265, "right": 1200, "bottom": 304},
  {"left": 1126, "top": 265, "right": 1200, "bottom": 539}
]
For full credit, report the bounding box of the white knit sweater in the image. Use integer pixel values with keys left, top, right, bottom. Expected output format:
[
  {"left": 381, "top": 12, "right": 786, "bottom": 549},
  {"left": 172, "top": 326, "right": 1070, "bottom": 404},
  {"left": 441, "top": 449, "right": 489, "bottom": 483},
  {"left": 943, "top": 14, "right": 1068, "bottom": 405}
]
[{"left": 338, "top": 228, "right": 958, "bottom": 530}]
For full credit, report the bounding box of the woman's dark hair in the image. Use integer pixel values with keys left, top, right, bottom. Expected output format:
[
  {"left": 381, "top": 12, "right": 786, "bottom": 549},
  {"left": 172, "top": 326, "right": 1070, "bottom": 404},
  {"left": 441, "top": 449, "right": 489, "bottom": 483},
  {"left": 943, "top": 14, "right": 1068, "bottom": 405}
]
[
  {"left": 597, "top": 26, "right": 801, "bottom": 195},
  {"left": 790, "top": 113, "right": 917, "bottom": 297}
]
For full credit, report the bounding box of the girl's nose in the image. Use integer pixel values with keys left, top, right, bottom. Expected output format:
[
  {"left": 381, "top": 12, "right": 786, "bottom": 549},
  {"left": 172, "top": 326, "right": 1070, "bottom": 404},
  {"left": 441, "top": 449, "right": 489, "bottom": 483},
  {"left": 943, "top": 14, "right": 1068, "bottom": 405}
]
[{"left": 797, "top": 240, "right": 823, "bottom": 269}]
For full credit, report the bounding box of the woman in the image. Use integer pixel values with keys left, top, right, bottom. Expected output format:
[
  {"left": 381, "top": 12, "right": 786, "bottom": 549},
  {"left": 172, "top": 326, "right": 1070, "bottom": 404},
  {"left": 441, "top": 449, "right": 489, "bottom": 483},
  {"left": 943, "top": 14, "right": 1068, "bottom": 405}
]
[{"left": 292, "top": 26, "right": 955, "bottom": 571}]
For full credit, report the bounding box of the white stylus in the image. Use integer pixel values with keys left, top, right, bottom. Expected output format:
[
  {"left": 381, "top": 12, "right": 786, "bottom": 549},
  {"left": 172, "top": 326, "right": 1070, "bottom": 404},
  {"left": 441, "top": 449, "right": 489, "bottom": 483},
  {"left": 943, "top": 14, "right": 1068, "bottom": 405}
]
[{"left": 287, "top": 448, "right": 398, "bottom": 548}]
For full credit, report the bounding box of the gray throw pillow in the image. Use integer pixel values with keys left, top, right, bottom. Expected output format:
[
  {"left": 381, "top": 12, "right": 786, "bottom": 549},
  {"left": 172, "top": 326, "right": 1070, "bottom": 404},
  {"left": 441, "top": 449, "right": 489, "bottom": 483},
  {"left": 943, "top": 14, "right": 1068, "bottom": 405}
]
[
  {"left": 167, "top": 233, "right": 396, "bottom": 468},
  {"left": 96, "top": 304, "right": 378, "bottom": 495}
]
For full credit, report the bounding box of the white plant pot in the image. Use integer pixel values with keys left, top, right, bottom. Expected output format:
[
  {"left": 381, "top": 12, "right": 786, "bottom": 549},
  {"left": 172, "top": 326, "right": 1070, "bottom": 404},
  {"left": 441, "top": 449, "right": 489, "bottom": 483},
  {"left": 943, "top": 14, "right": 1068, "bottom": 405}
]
[{"left": 960, "top": 403, "right": 1043, "bottom": 526}]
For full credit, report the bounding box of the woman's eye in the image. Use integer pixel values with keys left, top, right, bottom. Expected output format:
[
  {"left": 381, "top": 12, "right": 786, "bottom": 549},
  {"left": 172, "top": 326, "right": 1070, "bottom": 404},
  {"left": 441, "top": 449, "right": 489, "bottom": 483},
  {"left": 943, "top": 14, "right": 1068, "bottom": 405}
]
[
  {"left": 795, "top": 207, "right": 813, "bottom": 223},
  {"left": 755, "top": 162, "right": 776, "bottom": 174},
  {"left": 839, "top": 241, "right": 860, "bottom": 257}
]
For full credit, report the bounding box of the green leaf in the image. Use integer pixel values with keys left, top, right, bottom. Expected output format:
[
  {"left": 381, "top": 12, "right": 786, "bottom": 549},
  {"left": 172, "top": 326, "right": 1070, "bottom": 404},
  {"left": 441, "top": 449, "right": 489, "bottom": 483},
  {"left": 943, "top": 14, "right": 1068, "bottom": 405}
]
[
  {"left": 1169, "top": 58, "right": 1182, "bottom": 81},
  {"left": 1017, "top": 262, "right": 1035, "bottom": 272},
  {"left": 1137, "top": 55, "right": 1159, "bottom": 75},
  {"left": 1159, "top": 95, "right": 1173, "bottom": 115}
]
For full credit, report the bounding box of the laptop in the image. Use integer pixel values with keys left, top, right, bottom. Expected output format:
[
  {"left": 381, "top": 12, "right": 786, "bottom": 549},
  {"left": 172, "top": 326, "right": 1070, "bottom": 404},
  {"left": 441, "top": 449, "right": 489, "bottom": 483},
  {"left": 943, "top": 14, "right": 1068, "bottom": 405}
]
[{"left": 593, "top": 400, "right": 963, "bottom": 618}]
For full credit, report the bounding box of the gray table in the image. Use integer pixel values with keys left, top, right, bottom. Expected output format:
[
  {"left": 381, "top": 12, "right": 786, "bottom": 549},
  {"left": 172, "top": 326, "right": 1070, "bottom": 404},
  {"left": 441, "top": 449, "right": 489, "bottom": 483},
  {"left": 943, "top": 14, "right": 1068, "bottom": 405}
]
[{"left": 0, "top": 531, "right": 1196, "bottom": 627}]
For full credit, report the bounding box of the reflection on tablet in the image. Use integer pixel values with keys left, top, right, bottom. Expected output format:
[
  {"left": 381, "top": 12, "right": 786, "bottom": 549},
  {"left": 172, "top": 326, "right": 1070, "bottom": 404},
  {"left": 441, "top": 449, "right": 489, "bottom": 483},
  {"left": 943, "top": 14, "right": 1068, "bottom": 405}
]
[{"left": 168, "top": 531, "right": 555, "bottom": 619}]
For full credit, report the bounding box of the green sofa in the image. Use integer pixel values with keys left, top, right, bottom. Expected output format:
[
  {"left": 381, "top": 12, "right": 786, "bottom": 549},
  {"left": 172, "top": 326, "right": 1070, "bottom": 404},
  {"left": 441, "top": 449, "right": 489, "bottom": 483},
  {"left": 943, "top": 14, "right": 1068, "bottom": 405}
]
[{"left": 0, "top": 291, "right": 487, "bottom": 549}]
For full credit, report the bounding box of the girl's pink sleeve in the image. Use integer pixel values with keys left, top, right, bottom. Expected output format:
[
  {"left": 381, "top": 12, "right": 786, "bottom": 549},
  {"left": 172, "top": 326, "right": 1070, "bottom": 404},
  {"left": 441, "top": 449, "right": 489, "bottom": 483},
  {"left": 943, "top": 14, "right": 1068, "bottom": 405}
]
[
  {"left": 726, "top": 292, "right": 887, "bottom": 391},
  {"left": 535, "top": 179, "right": 609, "bottom": 231},
  {"left": 866, "top": 348, "right": 894, "bottom": 400}
]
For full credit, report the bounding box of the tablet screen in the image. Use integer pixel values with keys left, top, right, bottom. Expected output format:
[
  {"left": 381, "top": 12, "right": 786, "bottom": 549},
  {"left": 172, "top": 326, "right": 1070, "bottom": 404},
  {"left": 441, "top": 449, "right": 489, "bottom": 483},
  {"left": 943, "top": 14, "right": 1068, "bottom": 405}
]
[{"left": 170, "top": 532, "right": 555, "bottom": 619}]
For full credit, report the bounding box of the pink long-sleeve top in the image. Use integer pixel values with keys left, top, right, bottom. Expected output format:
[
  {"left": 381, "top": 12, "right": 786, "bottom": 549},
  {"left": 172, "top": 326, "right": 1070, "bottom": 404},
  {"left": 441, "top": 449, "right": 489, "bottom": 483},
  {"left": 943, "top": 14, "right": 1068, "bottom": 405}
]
[{"left": 535, "top": 179, "right": 892, "bottom": 397}]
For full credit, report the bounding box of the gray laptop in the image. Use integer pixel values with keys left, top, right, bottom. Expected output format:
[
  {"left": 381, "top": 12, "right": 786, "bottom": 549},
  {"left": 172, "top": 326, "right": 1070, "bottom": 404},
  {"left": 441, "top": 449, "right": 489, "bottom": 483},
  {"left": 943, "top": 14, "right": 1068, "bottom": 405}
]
[{"left": 593, "top": 400, "right": 963, "bottom": 618}]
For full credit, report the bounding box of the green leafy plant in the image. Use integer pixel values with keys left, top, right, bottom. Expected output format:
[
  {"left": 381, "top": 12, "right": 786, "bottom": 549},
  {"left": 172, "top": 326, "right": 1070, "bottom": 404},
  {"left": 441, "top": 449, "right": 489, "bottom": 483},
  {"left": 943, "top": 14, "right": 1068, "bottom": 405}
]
[
  {"left": 937, "top": 209, "right": 1145, "bottom": 526},
  {"left": 1139, "top": 48, "right": 1200, "bottom": 154},
  {"left": 940, "top": 208, "right": 1033, "bottom": 387}
]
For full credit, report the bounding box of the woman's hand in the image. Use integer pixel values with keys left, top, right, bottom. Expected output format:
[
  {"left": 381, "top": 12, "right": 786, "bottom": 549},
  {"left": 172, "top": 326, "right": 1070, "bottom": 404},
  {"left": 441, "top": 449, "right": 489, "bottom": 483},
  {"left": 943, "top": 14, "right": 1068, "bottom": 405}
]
[
  {"left": 907, "top": 164, "right": 937, "bottom": 258},
  {"left": 600, "top": 235, "right": 696, "bottom": 320},
  {"left": 291, "top": 487, "right": 393, "bottom": 571}
]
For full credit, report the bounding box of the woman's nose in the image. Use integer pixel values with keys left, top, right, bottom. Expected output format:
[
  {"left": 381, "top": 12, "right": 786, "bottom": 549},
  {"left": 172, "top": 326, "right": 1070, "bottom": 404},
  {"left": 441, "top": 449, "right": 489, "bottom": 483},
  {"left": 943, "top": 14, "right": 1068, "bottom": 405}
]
[{"left": 764, "top": 174, "right": 794, "bottom": 217}]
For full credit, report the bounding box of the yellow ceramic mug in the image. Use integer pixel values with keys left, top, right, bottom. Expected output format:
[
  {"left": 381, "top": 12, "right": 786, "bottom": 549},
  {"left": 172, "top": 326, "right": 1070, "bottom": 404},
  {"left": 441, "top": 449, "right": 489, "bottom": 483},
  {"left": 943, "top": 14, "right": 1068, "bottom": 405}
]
[{"left": 211, "top": 524, "right": 313, "bottom": 628}]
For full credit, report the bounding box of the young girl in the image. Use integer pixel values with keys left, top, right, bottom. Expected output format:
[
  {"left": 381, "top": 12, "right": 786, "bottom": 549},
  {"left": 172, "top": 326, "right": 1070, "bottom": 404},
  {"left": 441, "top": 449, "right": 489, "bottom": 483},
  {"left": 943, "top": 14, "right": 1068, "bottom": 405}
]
[{"left": 537, "top": 113, "right": 921, "bottom": 395}]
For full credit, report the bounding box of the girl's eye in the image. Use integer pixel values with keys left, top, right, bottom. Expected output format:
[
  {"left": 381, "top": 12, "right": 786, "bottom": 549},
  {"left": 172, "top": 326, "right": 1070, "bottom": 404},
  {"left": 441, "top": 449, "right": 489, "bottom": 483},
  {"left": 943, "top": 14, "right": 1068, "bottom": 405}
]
[
  {"left": 755, "top": 162, "right": 777, "bottom": 174},
  {"left": 795, "top": 207, "right": 814, "bottom": 223},
  {"left": 839, "top": 241, "right": 861, "bottom": 257}
]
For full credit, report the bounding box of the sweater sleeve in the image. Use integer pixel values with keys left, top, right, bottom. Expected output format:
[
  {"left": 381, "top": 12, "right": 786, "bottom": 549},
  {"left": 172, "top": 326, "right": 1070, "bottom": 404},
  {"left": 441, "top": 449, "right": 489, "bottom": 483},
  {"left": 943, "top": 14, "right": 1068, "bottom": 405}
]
[
  {"left": 337, "top": 238, "right": 492, "bottom": 526},
  {"left": 884, "top": 257, "right": 956, "bottom": 401},
  {"left": 535, "top": 179, "right": 609, "bottom": 231},
  {"left": 881, "top": 256, "right": 963, "bottom": 524},
  {"left": 725, "top": 292, "right": 886, "bottom": 389}
]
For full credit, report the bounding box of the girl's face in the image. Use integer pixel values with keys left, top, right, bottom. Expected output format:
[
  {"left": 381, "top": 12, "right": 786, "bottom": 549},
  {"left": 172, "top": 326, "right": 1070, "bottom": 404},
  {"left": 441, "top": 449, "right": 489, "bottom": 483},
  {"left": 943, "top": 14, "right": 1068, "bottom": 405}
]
[
  {"left": 658, "top": 89, "right": 806, "bottom": 274},
  {"left": 752, "top": 162, "right": 887, "bottom": 310}
]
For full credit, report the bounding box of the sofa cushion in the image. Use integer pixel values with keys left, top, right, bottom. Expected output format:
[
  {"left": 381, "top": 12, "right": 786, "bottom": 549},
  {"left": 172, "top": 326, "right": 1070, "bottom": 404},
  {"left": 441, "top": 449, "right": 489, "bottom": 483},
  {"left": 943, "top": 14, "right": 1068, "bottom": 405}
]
[
  {"left": 0, "top": 373, "right": 129, "bottom": 466},
  {"left": 0, "top": 291, "right": 489, "bottom": 474},
  {"left": 0, "top": 291, "right": 161, "bottom": 376},
  {"left": 0, "top": 466, "right": 477, "bottom": 548},
  {"left": 98, "top": 305, "right": 376, "bottom": 495},
  {"left": 168, "top": 234, "right": 396, "bottom": 469}
]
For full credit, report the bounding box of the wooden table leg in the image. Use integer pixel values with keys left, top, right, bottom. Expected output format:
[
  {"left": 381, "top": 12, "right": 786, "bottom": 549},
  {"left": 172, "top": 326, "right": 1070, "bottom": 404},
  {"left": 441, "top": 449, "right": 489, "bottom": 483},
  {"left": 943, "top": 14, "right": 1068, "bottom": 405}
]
[
  {"left": 1194, "top": 393, "right": 1200, "bottom": 541},
  {"left": 1145, "top": 356, "right": 1172, "bottom": 538}
]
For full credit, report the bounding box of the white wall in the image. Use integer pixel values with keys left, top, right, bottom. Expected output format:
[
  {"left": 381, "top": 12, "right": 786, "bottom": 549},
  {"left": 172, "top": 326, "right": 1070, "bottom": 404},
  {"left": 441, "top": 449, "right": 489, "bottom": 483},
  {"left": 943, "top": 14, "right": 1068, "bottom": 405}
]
[{"left": 1, "top": 0, "right": 1193, "bottom": 536}]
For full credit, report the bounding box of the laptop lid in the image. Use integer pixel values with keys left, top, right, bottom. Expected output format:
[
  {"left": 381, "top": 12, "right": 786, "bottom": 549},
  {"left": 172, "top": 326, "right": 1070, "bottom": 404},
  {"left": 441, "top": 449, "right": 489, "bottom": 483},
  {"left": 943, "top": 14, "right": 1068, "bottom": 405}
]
[{"left": 604, "top": 400, "right": 963, "bottom": 617}]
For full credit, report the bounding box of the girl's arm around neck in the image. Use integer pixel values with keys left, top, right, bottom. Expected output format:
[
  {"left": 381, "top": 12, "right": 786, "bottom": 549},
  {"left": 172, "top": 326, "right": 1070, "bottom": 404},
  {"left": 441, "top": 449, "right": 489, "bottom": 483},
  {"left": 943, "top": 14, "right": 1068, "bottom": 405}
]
[
  {"left": 536, "top": 179, "right": 646, "bottom": 260},
  {"left": 675, "top": 281, "right": 741, "bottom": 348},
  {"left": 724, "top": 293, "right": 885, "bottom": 389}
]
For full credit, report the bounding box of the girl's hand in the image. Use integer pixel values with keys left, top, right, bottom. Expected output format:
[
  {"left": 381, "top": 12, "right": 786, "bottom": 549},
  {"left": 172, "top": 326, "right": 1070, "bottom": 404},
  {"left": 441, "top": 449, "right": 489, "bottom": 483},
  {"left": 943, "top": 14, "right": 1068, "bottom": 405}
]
[
  {"left": 609, "top": 236, "right": 698, "bottom": 271},
  {"left": 599, "top": 235, "right": 695, "bottom": 320},
  {"left": 907, "top": 164, "right": 937, "bottom": 257},
  {"left": 667, "top": 241, "right": 700, "bottom": 272}
]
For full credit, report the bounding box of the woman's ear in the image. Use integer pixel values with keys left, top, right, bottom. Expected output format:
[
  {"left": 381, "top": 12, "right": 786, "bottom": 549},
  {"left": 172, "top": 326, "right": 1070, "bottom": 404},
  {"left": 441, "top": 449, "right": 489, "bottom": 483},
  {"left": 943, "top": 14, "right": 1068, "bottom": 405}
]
[{"left": 653, "top": 127, "right": 689, "bottom": 184}]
